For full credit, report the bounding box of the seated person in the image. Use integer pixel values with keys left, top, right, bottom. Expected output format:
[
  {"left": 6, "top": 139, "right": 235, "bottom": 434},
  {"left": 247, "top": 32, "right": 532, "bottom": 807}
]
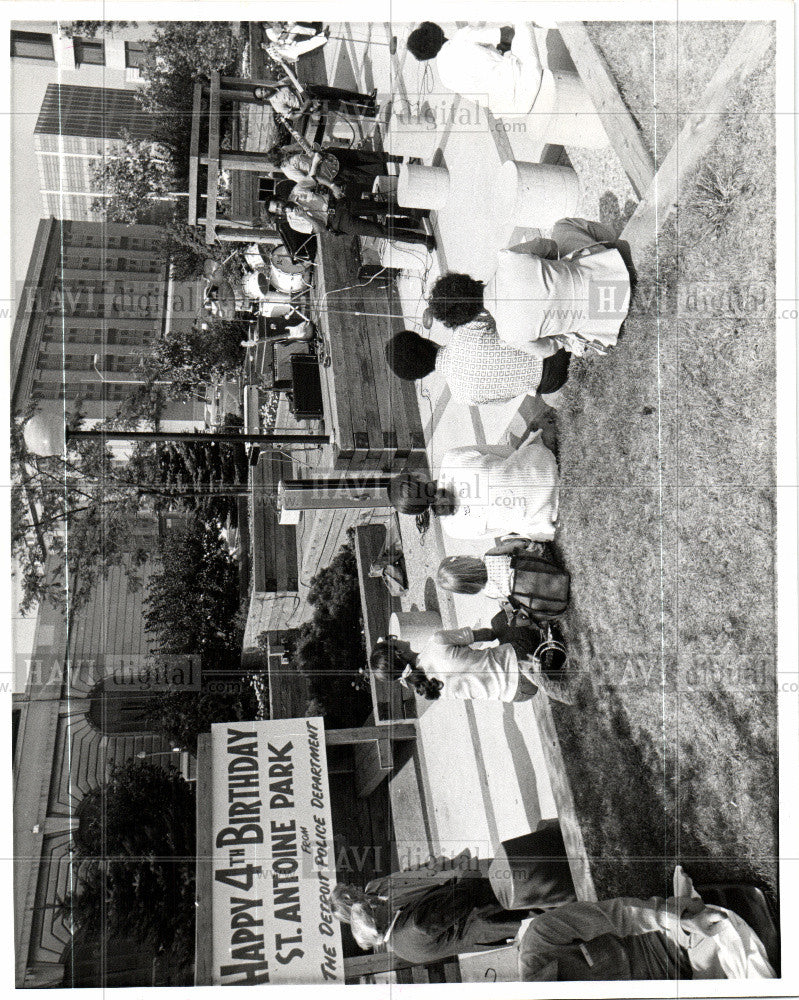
[
  {"left": 332, "top": 836, "right": 574, "bottom": 965},
  {"left": 384, "top": 298, "right": 569, "bottom": 407},
  {"left": 370, "top": 627, "right": 572, "bottom": 705},
  {"left": 428, "top": 222, "right": 630, "bottom": 360},
  {"left": 388, "top": 433, "right": 559, "bottom": 542},
  {"left": 517, "top": 867, "right": 776, "bottom": 981},
  {"left": 407, "top": 21, "right": 552, "bottom": 118},
  {"left": 437, "top": 536, "right": 549, "bottom": 600}
]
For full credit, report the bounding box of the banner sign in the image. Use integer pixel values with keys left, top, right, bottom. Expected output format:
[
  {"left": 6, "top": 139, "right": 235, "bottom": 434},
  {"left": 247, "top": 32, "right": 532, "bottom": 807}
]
[{"left": 208, "top": 718, "right": 344, "bottom": 985}]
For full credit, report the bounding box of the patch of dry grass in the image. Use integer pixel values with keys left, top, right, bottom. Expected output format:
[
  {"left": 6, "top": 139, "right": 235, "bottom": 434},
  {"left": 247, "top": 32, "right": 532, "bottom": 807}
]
[{"left": 552, "top": 31, "right": 778, "bottom": 902}]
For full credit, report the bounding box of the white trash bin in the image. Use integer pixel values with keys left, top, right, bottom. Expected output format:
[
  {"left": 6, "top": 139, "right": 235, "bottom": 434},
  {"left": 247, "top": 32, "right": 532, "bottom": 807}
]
[
  {"left": 497, "top": 160, "right": 581, "bottom": 230},
  {"left": 537, "top": 70, "right": 610, "bottom": 149},
  {"left": 397, "top": 163, "right": 450, "bottom": 211}
]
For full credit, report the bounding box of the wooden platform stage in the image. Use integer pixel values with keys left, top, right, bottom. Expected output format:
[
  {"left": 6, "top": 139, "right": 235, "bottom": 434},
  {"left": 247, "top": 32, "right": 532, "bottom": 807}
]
[{"left": 312, "top": 234, "right": 427, "bottom": 472}]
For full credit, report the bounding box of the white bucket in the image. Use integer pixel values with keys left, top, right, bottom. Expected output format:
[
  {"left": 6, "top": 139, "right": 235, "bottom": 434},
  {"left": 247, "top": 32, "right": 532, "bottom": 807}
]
[
  {"left": 497, "top": 160, "right": 580, "bottom": 230},
  {"left": 397, "top": 164, "right": 450, "bottom": 211},
  {"left": 389, "top": 610, "right": 443, "bottom": 647},
  {"left": 544, "top": 71, "right": 609, "bottom": 149}
]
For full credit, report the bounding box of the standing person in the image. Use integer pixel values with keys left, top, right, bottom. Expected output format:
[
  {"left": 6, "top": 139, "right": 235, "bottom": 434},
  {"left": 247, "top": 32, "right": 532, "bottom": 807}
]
[
  {"left": 269, "top": 194, "right": 435, "bottom": 249},
  {"left": 388, "top": 432, "right": 559, "bottom": 542},
  {"left": 333, "top": 840, "right": 575, "bottom": 964},
  {"left": 254, "top": 83, "right": 379, "bottom": 118},
  {"left": 406, "top": 21, "right": 552, "bottom": 118},
  {"left": 369, "top": 627, "right": 572, "bottom": 705},
  {"left": 269, "top": 145, "right": 404, "bottom": 196},
  {"left": 517, "top": 868, "right": 777, "bottom": 981}
]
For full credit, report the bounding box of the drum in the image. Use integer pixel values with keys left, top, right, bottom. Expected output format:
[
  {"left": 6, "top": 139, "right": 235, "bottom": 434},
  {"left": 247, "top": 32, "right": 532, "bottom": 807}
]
[
  {"left": 244, "top": 243, "right": 272, "bottom": 271},
  {"left": 270, "top": 245, "right": 311, "bottom": 294},
  {"left": 242, "top": 270, "right": 271, "bottom": 300}
]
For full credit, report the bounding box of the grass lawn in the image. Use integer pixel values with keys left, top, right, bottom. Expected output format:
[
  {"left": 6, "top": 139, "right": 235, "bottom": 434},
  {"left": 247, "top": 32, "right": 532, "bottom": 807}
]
[{"left": 553, "top": 24, "right": 778, "bottom": 902}]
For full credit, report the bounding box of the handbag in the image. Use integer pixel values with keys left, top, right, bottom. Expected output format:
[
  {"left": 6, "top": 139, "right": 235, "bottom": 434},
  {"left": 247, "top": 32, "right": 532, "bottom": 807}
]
[{"left": 500, "top": 552, "right": 570, "bottom": 625}]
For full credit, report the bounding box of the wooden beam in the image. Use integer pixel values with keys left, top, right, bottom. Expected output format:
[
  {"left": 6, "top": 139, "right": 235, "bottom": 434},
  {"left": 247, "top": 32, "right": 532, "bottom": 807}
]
[
  {"left": 557, "top": 22, "right": 656, "bottom": 199},
  {"left": 325, "top": 723, "right": 417, "bottom": 745},
  {"left": 221, "top": 74, "right": 284, "bottom": 88},
  {"left": 205, "top": 72, "right": 221, "bottom": 244},
  {"left": 344, "top": 951, "right": 418, "bottom": 979},
  {"left": 529, "top": 696, "right": 598, "bottom": 902},
  {"left": 620, "top": 21, "right": 773, "bottom": 256},
  {"left": 194, "top": 734, "right": 215, "bottom": 985},
  {"left": 187, "top": 82, "right": 203, "bottom": 226}
]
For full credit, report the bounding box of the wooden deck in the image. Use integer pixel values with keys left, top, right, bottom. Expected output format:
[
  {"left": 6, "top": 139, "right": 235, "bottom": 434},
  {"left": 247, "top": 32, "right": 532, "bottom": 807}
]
[{"left": 312, "top": 234, "right": 427, "bottom": 471}]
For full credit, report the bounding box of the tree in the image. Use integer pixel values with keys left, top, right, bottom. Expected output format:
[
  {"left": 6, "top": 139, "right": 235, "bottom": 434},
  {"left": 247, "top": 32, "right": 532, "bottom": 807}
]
[
  {"left": 90, "top": 134, "right": 182, "bottom": 225},
  {"left": 11, "top": 409, "right": 162, "bottom": 613},
  {"left": 159, "top": 222, "right": 248, "bottom": 284},
  {"left": 63, "top": 761, "right": 196, "bottom": 979},
  {"left": 144, "top": 687, "right": 259, "bottom": 753},
  {"left": 145, "top": 317, "right": 249, "bottom": 397},
  {"left": 136, "top": 23, "right": 243, "bottom": 177},
  {"left": 62, "top": 21, "right": 137, "bottom": 38},
  {"left": 290, "top": 535, "right": 371, "bottom": 727},
  {"left": 127, "top": 429, "right": 249, "bottom": 525},
  {"left": 143, "top": 516, "right": 244, "bottom": 671}
]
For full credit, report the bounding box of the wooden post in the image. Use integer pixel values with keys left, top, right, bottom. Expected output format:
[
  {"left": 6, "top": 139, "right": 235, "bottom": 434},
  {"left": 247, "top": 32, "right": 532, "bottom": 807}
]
[
  {"left": 556, "top": 23, "right": 656, "bottom": 199},
  {"left": 194, "top": 734, "right": 214, "bottom": 986},
  {"left": 205, "top": 72, "right": 221, "bottom": 244},
  {"left": 324, "top": 723, "right": 417, "bottom": 745},
  {"left": 279, "top": 476, "right": 392, "bottom": 511},
  {"left": 203, "top": 151, "right": 280, "bottom": 173},
  {"left": 620, "top": 21, "right": 773, "bottom": 255}
]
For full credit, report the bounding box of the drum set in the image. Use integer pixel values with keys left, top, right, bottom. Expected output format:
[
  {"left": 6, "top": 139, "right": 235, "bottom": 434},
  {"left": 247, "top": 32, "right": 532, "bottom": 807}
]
[{"left": 201, "top": 243, "right": 314, "bottom": 339}]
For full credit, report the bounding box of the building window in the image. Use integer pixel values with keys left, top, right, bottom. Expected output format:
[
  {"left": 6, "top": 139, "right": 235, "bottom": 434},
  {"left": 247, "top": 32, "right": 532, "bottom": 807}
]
[
  {"left": 11, "top": 30, "right": 54, "bottom": 61},
  {"left": 125, "top": 41, "right": 146, "bottom": 68},
  {"left": 87, "top": 680, "right": 157, "bottom": 735},
  {"left": 73, "top": 38, "right": 105, "bottom": 67}
]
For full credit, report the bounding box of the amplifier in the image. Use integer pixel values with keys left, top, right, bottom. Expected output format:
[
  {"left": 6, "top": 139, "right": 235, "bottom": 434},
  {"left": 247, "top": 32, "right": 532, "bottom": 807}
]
[{"left": 289, "top": 354, "right": 324, "bottom": 420}]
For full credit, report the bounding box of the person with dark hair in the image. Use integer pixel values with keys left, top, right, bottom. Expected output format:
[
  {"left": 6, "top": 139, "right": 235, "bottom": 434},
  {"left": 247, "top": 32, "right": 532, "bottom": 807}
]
[
  {"left": 407, "top": 22, "right": 552, "bottom": 118},
  {"left": 384, "top": 323, "right": 568, "bottom": 405},
  {"left": 332, "top": 835, "right": 575, "bottom": 964},
  {"left": 388, "top": 433, "right": 559, "bottom": 542},
  {"left": 269, "top": 194, "right": 435, "bottom": 249},
  {"left": 369, "top": 630, "right": 571, "bottom": 704},
  {"left": 427, "top": 272, "right": 486, "bottom": 328}
]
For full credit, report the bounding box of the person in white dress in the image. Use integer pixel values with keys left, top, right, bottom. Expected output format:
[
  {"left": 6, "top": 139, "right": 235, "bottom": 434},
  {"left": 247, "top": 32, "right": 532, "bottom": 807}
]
[
  {"left": 406, "top": 21, "right": 552, "bottom": 119},
  {"left": 370, "top": 633, "right": 571, "bottom": 704},
  {"left": 388, "top": 433, "right": 559, "bottom": 542}
]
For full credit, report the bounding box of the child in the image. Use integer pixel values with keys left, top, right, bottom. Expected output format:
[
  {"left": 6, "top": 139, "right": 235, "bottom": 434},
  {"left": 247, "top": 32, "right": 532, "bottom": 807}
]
[{"left": 370, "top": 628, "right": 572, "bottom": 705}]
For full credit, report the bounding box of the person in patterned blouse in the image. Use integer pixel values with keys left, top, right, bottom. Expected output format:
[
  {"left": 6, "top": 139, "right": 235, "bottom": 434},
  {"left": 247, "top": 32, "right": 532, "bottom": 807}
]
[{"left": 385, "top": 273, "right": 570, "bottom": 405}]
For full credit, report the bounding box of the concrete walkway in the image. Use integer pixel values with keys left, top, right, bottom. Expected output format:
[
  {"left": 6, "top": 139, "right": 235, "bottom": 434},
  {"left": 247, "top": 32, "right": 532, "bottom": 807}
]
[{"left": 313, "top": 23, "right": 634, "bottom": 978}]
